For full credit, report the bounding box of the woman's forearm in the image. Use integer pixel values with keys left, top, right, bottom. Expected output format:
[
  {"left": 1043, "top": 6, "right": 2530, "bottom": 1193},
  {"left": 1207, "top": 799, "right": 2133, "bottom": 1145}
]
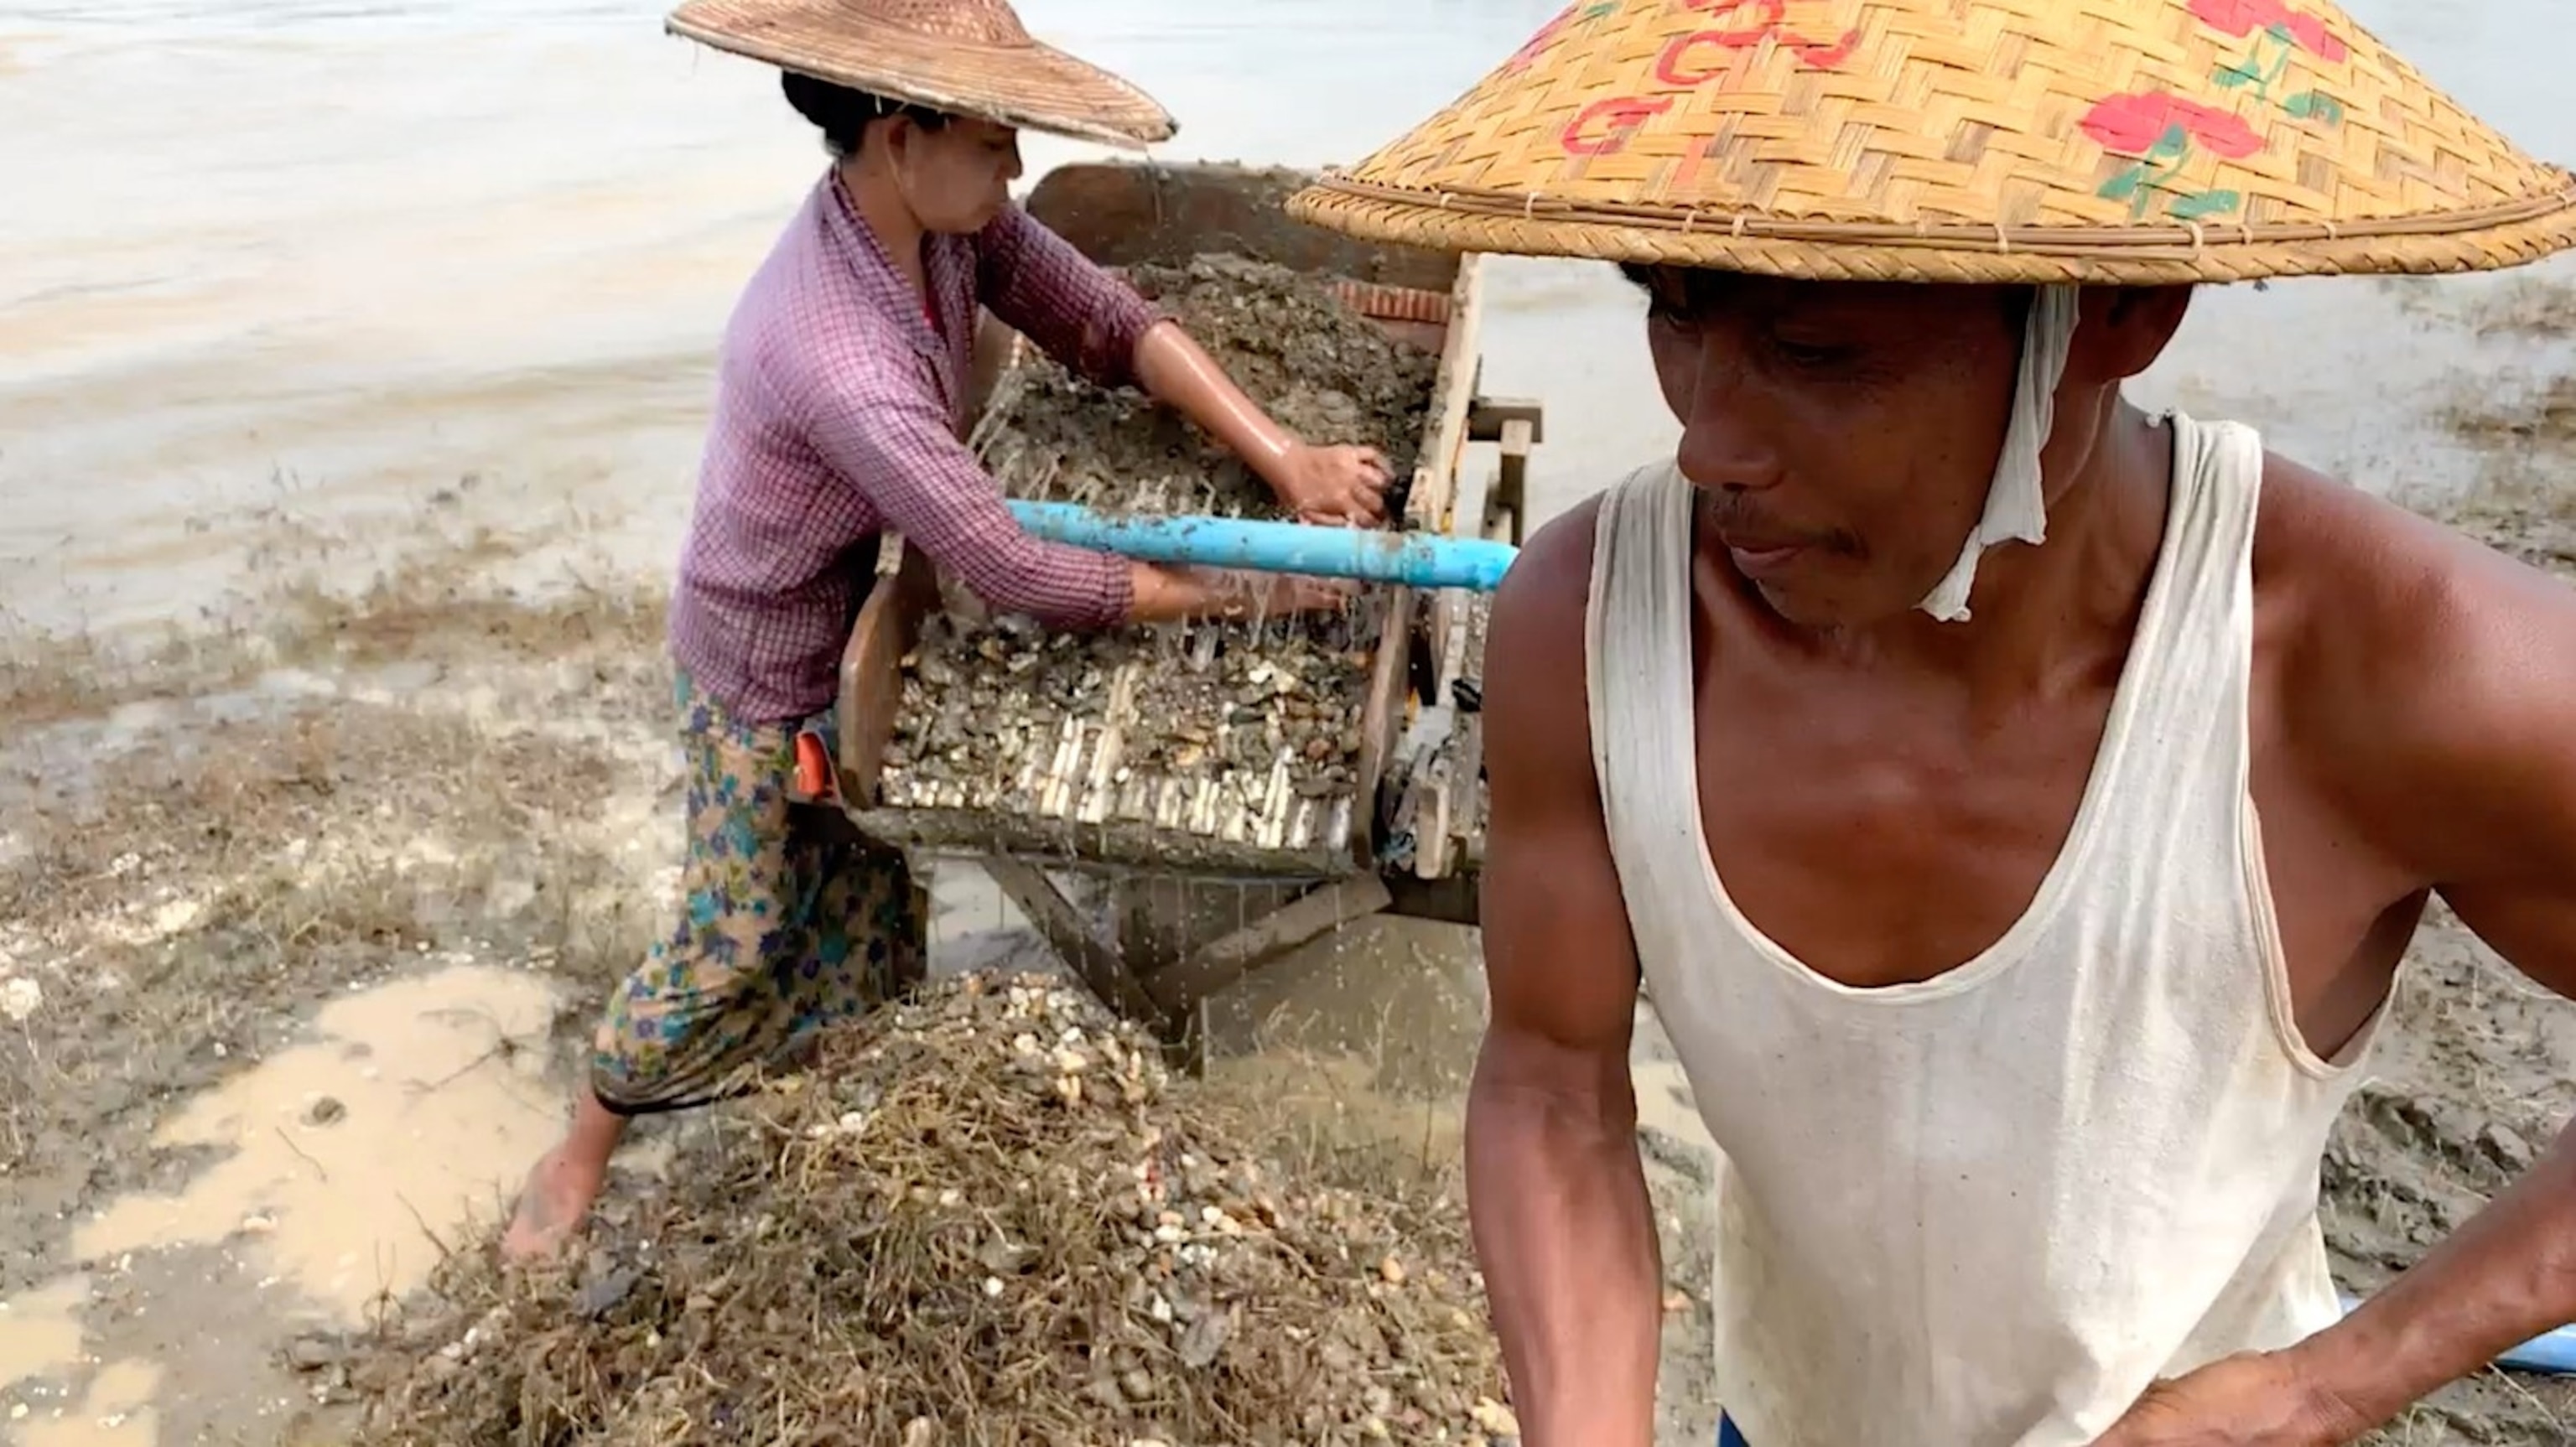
[{"left": 1131, "top": 319, "right": 1293, "bottom": 481}]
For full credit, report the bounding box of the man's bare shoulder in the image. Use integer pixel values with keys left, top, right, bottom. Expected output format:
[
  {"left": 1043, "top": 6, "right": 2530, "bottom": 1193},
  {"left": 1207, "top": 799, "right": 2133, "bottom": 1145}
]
[
  {"left": 2255, "top": 451, "right": 2576, "bottom": 879},
  {"left": 1492, "top": 492, "right": 1604, "bottom": 651},
  {"left": 2255, "top": 453, "right": 2574, "bottom": 676}
]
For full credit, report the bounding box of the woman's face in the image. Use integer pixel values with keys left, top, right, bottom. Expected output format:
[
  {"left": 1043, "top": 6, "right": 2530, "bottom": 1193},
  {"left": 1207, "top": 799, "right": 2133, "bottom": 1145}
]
[{"left": 885, "top": 115, "right": 1025, "bottom": 234}]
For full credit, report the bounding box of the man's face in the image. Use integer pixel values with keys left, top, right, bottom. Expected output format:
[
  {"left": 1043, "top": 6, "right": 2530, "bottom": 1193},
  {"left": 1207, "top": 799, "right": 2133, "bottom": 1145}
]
[{"left": 1633, "top": 266, "right": 2032, "bottom": 629}]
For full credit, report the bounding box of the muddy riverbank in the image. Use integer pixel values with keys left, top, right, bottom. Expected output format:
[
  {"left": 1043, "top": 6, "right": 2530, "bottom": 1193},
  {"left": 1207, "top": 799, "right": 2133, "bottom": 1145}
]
[{"left": 2, "top": 471, "right": 2573, "bottom": 1445}]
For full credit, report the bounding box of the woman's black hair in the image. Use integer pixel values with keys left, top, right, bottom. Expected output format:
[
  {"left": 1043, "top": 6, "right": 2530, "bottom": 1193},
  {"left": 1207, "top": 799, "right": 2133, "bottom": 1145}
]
[{"left": 782, "top": 71, "right": 952, "bottom": 158}]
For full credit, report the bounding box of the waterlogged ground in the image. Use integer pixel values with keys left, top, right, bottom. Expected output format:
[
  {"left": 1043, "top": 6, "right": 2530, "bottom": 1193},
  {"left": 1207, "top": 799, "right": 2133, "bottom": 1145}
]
[
  {"left": 3, "top": 358, "right": 2575, "bottom": 1445},
  {"left": 0, "top": 503, "right": 1706, "bottom": 1445},
  {"left": 8, "top": 0, "right": 2576, "bottom": 1438}
]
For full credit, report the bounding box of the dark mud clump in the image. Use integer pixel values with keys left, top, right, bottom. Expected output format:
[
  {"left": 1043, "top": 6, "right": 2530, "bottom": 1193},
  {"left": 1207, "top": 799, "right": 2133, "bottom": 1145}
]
[
  {"left": 973, "top": 252, "right": 1440, "bottom": 519},
  {"left": 886, "top": 256, "right": 1439, "bottom": 845},
  {"left": 2444, "top": 375, "right": 2576, "bottom": 449},
  {"left": 353, "top": 974, "right": 1509, "bottom": 1447}
]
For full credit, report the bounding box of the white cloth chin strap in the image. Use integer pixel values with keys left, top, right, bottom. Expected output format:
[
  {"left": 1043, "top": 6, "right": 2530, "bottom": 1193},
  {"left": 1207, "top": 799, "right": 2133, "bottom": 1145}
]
[{"left": 1914, "top": 284, "right": 2083, "bottom": 622}]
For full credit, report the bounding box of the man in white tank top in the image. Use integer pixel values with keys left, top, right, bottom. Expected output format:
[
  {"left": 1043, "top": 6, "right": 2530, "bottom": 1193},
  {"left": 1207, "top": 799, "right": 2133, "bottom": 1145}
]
[{"left": 1285, "top": 4, "right": 2576, "bottom": 1444}]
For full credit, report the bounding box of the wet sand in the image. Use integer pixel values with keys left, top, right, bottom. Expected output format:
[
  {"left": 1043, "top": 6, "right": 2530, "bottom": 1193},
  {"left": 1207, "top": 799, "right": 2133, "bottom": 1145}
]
[
  {"left": 8, "top": 454, "right": 2574, "bottom": 1445},
  {"left": 8, "top": 0, "right": 2576, "bottom": 1440},
  {"left": 4, "top": 288, "right": 2576, "bottom": 1447}
]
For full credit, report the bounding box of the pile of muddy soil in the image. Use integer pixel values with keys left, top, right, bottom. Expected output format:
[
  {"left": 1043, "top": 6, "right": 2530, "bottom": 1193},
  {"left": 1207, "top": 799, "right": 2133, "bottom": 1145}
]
[
  {"left": 352, "top": 973, "right": 1508, "bottom": 1447},
  {"left": 2444, "top": 375, "right": 2576, "bottom": 449},
  {"left": 884, "top": 255, "right": 1436, "bottom": 831},
  {"left": 974, "top": 253, "right": 1439, "bottom": 520}
]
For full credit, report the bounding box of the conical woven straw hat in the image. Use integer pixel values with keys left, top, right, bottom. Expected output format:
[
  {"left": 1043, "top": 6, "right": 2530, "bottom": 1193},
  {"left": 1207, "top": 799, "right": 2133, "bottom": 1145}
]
[
  {"left": 1287, "top": 0, "right": 2576, "bottom": 283},
  {"left": 667, "top": 0, "right": 1176, "bottom": 149}
]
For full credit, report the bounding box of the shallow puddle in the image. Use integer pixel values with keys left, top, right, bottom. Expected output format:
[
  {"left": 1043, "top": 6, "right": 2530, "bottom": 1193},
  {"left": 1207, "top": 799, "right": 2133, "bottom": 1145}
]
[
  {"left": 72, "top": 962, "right": 565, "bottom": 1320},
  {"left": 5, "top": 962, "right": 567, "bottom": 1442},
  {"left": 8, "top": 1359, "right": 156, "bottom": 1447},
  {"left": 0, "top": 1277, "right": 89, "bottom": 1396}
]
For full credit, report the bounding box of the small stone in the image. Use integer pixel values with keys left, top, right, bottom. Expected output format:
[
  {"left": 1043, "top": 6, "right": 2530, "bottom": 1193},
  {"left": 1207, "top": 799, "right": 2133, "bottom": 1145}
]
[
  {"left": 284, "top": 1335, "right": 341, "bottom": 1372},
  {"left": 1378, "top": 1254, "right": 1407, "bottom": 1286},
  {"left": 1122, "top": 1367, "right": 1155, "bottom": 1402},
  {"left": 304, "top": 1097, "right": 346, "bottom": 1128},
  {"left": 1473, "top": 1398, "right": 1522, "bottom": 1439},
  {"left": 2483, "top": 1123, "right": 2537, "bottom": 1173},
  {"left": 575, "top": 1268, "right": 640, "bottom": 1319}
]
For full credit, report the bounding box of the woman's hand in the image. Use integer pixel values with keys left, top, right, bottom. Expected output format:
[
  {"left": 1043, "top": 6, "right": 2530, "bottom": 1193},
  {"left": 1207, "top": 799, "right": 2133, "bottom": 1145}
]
[
  {"left": 1271, "top": 441, "right": 1394, "bottom": 526},
  {"left": 1129, "top": 322, "right": 1399, "bottom": 528},
  {"left": 1211, "top": 567, "right": 1359, "bottom": 620},
  {"left": 1125, "top": 562, "right": 1358, "bottom": 624}
]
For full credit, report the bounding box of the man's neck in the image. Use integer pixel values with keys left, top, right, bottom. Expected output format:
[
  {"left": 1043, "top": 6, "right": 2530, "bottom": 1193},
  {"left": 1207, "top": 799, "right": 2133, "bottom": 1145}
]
[{"left": 1831, "top": 402, "right": 2176, "bottom": 703}]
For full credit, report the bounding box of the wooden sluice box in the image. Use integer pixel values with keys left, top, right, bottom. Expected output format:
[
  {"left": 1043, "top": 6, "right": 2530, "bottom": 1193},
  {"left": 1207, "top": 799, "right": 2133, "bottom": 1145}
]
[{"left": 828, "top": 161, "right": 1541, "bottom": 1050}]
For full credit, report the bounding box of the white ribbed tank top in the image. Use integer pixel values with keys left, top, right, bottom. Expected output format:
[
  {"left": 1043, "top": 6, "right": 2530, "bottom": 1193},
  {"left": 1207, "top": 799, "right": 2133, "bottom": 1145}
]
[{"left": 1583, "top": 413, "right": 2385, "bottom": 1447}]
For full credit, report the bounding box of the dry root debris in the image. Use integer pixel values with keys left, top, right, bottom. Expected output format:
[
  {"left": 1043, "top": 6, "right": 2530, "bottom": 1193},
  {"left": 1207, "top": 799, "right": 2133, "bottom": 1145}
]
[{"left": 356, "top": 974, "right": 1507, "bottom": 1447}]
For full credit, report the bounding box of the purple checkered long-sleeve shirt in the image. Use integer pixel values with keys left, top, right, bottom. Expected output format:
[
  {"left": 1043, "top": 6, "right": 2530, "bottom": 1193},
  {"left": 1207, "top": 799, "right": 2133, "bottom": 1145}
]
[{"left": 668, "top": 171, "right": 1159, "bottom": 725}]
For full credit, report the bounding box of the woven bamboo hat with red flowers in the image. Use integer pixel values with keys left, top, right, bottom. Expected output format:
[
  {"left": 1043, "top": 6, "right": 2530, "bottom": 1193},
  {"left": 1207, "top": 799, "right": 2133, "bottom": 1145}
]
[
  {"left": 1285, "top": 0, "right": 2576, "bottom": 283},
  {"left": 665, "top": 0, "right": 1176, "bottom": 149}
]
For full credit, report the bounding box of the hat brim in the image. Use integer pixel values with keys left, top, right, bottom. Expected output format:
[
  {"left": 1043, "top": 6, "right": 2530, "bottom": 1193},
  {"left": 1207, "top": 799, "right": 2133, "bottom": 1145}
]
[
  {"left": 1280, "top": 0, "right": 2576, "bottom": 286},
  {"left": 1285, "top": 172, "right": 2576, "bottom": 286},
  {"left": 667, "top": 0, "right": 1176, "bottom": 149}
]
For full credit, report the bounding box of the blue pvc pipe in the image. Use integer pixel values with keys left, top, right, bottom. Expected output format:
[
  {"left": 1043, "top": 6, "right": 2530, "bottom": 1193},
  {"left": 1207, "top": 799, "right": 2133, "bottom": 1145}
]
[
  {"left": 2339, "top": 1294, "right": 2576, "bottom": 1377},
  {"left": 1007, "top": 500, "right": 1520, "bottom": 592}
]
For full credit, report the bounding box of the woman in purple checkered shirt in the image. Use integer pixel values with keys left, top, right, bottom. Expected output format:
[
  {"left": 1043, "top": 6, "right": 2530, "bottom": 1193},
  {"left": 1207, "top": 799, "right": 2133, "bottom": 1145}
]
[{"left": 504, "top": 0, "right": 1392, "bottom": 1261}]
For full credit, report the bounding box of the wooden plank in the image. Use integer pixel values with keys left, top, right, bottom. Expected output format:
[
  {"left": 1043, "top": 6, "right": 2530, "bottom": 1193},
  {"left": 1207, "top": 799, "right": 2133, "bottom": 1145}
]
[
  {"left": 1431, "top": 455, "right": 1499, "bottom": 693},
  {"left": 983, "top": 859, "right": 1173, "bottom": 1032},
  {"left": 1382, "top": 870, "right": 1480, "bottom": 928},
  {"left": 1415, "top": 712, "right": 1483, "bottom": 882},
  {"left": 1404, "top": 255, "right": 1485, "bottom": 537},
  {"left": 1489, "top": 418, "right": 1534, "bottom": 547},
  {"left": 1021, "top": 162, "right": 1461, "bottom": 293},
  {"left": 1351, "top": 585, "right": 1416, "bottom": 865},
  {"left": 1144, "top": 874, "right": 1394, "bottom": 1014},
  {"left": 1467, "top": 395, "right": 1547, "bottom": 445},
  {"left": 834, "top": 537, "right": 937, "bottom": 808},
  {"left": 964, "top": 309, "right": 1020, "bottom": 422}
]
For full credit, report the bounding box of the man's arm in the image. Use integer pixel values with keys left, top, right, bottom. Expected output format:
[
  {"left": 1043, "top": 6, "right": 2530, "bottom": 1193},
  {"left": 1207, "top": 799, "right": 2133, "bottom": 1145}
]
[
  {"left": 1472, "top": 500, "right": 1663, "bottom": 1447},
  {"left": 2274, "top": 497, "right": 2576, "bottom": 1434}
]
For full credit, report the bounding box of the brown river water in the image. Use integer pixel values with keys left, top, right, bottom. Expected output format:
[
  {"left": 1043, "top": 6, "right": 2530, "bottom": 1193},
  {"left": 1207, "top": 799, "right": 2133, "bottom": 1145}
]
[{"left": 4, "top": 0, "right": 2574, "bottom": 635}]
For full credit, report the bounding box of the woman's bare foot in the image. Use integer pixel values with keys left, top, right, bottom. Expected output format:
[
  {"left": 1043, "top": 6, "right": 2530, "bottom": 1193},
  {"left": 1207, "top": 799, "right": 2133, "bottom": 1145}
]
[{"left": 500, "top": 1095, "right": 627, "bottom": 1263}]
